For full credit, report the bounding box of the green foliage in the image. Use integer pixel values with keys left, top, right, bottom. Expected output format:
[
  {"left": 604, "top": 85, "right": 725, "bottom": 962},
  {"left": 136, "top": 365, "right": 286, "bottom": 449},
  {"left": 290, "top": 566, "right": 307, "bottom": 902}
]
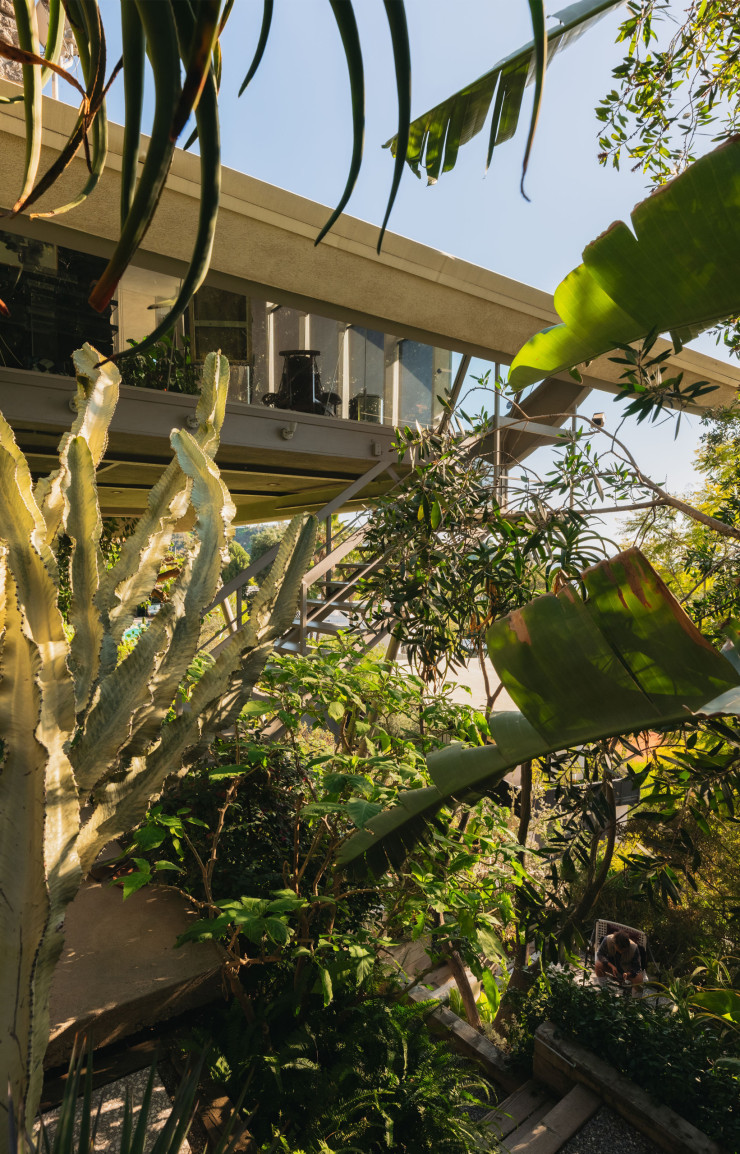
[
  {"left": 360, "top": 419, "right": 605, "bottom": 684},
  {"left": 596, "top": 2, "right": 740, "bottom": 354},
  {"left": 124, "top": 637, "right": 521, "bottom": 1046},
  {"left": 9, "top": 1043, "right": 243, "bottom": 1154},
  {"left": 507, "top": 136, "right": 740, "bottom": 391},
  {"left": 508, "top": 969, "right": 740, "bottom": 1148},
  {"left": 386, "top": 0, "right": 622, "bottom": 188},
  {"left": 193, "top": 997, "right": 492, "bottom": 1152},
  {"left": 624, "top": 409, "right": 740, "bottom": 644},
  {"left": 597, "top": 1, "right": 740, "bottom": 184},
  {"left": 221, "top": 539, "right": 251, "bottom": 586},
  {"left": 117, "top": 334, "right": 200, "bottom": 394}
]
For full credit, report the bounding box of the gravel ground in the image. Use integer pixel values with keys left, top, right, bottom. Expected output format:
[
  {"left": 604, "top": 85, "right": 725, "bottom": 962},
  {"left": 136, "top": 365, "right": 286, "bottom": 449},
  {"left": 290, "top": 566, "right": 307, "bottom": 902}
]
[
  {"left": 37, "top": 1067, "right": 190, "bottom": 1154},
  {"left": 560, "top": 1105, "right": 661, "bottom": 1153}
]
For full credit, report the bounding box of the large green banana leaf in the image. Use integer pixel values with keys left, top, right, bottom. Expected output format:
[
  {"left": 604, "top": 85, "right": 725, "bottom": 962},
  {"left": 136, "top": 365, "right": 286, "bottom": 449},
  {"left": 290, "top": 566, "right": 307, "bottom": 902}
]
[
  {"left": 337, "top": 548, "right": 740, "bottom": 875},
  {"left": 384, "top": 0, "right": 623, "bottom": 185},
  {"left": 507, "top": 136, "right": 740, "bottom": 391}
]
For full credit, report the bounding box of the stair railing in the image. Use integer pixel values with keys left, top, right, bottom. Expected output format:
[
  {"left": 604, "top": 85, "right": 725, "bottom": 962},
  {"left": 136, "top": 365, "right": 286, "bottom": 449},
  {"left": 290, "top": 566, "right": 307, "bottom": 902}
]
[{"left": 202, "top": 454, "right": 400, "bottom": 653}]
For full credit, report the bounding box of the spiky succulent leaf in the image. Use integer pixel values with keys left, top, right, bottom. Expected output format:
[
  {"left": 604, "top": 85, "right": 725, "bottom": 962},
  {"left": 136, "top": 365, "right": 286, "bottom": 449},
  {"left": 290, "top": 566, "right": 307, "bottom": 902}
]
[
  {"left": 35, "top": 343, "right": 120, "bottom": 548},
  {"left": 96, "top": 352, "right": 230, "bottom": 653},
  {"left": 64, "top": 437, "right": 105, "bottom": 713},
  {"left": 119, "top": 427, "right": 235, "bottom": 759},
  {"left": 76, "top": 516, "right": 316, "bottom": 872}
]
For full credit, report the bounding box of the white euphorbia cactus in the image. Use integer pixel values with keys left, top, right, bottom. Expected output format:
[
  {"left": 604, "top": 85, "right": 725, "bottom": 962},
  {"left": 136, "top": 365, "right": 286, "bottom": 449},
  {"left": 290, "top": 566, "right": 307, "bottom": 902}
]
[{"left": 0, "top": 347, "right": 315, "bottom": 1144}]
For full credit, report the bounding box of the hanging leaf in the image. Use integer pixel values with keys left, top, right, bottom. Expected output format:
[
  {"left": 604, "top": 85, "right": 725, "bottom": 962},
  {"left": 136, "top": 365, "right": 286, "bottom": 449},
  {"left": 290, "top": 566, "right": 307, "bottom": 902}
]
[
  {"left": 508, "top": 136, "right": 740, "bottom": 391},
  {"left": 338, "top": 548, "right": 740, "bottom": 875},
  {"left": 384, "top": 0, "right": 623, "bottom": 185}
]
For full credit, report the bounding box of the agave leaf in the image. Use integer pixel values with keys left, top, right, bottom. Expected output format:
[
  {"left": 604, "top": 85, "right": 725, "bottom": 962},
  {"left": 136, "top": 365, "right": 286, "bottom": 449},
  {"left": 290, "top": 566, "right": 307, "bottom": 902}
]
[
  {"left": 97, "top": 352, "right": 229, "bottom": 654},
  {"left": 385, "top": 0, "right": 622, "bottom": 185},
  {"left": 172, "top": 0, "right": 221, "bottom": 140},
  {"left": 29, "top": 1, "right": 109, "bottom": 220},
  {"left": 120, "top": 0, "right": 146, "bottom": 226},
  {"left": 238, "top": 0, "right": 273, "bottom": 95},
  {"left": 88, "top": 1, "right": 182, "bottom": 312},
  {"left": 10, "top": 0, "right": 42, "bottom": 212},
  {"left": 338, "top": 548, "right": 740, "bottom": 874},
  {"left": 121, "top": 2, "right": 221, "bottom": 362},
  {"left": 508, "top": 136, "right": 740, "bottom": 390},
  {"left": 376, "top": 0, "right": 411, "bottom": 251},
  {"left": 315, "top": 1, "right": 364, "bottom": 246},
  {"left": 64, "top": 437, "right": 105, "bottom": 713},
  {"left": 0, "top": 0, "right": 65, "bottom": 104}
]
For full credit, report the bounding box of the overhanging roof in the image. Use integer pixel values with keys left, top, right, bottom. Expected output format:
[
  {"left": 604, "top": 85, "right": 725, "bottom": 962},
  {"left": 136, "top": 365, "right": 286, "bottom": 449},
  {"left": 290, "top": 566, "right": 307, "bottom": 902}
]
[{"left": 1, "top": 79, "right": 739, "bottom": 406}]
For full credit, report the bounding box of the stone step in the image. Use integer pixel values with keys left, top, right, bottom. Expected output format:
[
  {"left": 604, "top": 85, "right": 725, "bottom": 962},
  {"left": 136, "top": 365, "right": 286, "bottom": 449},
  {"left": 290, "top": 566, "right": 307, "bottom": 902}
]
[
  {"left": 497, "top": 1084, "right": 601, "bottom": 1153},
  {"left": 484, "top": 1080, "right": 555, "bottom": 1140}
]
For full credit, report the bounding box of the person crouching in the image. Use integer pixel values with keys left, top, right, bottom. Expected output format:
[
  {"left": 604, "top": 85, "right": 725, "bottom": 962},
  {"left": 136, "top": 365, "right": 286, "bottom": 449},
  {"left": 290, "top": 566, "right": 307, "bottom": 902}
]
[{"left": 594, "top": 930, "right": 645, "bottom": 995}]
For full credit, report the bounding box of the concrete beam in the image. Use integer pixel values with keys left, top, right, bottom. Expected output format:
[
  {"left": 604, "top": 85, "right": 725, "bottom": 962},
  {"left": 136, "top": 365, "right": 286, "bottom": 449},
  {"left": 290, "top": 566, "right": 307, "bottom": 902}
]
[{"left": 2, "top": 79, "right": 739, "bottom": 407}]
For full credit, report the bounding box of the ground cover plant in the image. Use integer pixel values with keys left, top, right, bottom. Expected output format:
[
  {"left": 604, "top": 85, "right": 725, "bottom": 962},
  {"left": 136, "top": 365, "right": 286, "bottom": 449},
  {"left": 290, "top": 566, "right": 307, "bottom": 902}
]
[{"left": 507, "top": 968, "right": 740, "bottom": 1149}]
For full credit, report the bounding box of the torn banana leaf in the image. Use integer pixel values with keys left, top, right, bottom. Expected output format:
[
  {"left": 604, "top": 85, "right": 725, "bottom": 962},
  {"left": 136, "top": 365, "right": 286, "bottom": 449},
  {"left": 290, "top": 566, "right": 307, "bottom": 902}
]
[
  {"left": 508, "top": 137, "right": 740, "bottom": 391},
  {"left": 337, "top": 548, "right": 740, "bottom": 875}
]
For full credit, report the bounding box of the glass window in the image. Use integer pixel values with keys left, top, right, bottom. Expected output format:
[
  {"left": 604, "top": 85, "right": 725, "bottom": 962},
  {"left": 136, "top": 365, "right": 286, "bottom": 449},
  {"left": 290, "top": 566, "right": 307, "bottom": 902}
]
[
  {"left": 116, "top": 265, "right": 184, "bottom": 352},
  {"left": 191, "top": 284, "right": 250, "bottom": 401},
  {"left": 269, "top": 306, "right": 304, "bottom": 396},
  {"left": 347, "top": 327, "right": 385, "bottom": 422},
  {"left": 248, "top": 297, "right": 268, "bottom": 402},
  {"left": 399, "top": 340, "right": 434, "bottom": 425},
  {"left": 0, "top": 228, "right": 115, "bottom": 374},
  {"left": 308, "top": 315, "right": 342, "bottom": 404}
]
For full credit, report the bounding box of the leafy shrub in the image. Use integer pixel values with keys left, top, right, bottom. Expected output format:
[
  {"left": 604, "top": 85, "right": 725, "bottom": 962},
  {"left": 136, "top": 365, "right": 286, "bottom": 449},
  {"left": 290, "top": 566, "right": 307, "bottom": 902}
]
[
  {"left": 193, "top": 997, "right": 492, "bottom": 1152},
  {"left": 221, "top": 539, "right": 251, "bottom": 585},
  {"left": 508, "top": 970, "right": 740, "bottom": 1148}
]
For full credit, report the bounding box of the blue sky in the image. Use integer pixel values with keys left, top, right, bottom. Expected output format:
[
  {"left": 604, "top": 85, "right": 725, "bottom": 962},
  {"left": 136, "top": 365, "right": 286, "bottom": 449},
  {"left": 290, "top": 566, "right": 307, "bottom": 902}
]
[{"left": 87, "top": 0, "right": 732, "bottom": 501}]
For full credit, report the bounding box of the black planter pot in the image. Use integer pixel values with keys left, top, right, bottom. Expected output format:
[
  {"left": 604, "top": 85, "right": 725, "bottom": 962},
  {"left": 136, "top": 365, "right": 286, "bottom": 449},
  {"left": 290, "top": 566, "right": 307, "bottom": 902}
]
[{"left": 262, "top": 349, "right": 340, "bottom": 416}]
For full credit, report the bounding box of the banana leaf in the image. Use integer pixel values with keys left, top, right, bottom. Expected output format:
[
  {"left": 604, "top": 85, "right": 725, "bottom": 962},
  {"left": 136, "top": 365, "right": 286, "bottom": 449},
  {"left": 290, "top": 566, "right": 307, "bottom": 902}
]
[
  {"left": 337, "top": 548, "right": 740, "bottom": 875},
  {"left": 384, "top": 0, "right": 623, "bottom": 185},
  {"left": 508, "top": 136, "right": 740, "bottom": 391}
]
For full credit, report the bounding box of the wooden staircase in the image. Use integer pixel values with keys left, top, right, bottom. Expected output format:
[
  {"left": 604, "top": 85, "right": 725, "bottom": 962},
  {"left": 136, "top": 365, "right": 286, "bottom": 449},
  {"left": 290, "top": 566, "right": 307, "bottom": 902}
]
[{"left": 483, "top": 1079, "right": 600, "bottom": 1152}]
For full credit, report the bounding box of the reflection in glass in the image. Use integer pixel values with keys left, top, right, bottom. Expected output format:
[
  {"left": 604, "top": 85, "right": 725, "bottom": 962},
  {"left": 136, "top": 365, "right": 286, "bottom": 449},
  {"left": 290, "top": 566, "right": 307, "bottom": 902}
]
[
  {"left": 308, "top": 315, "right": 342, "bottom": 410},
  {"left": 192, "top": 284, "right": 249, "bottom": 400},
  {"left": 0, "top": 229, "right": 114, "bottom": 374},
  {"left": 0, "top": 227, "right": 463, "bottom": 428},
  {"left": 399, "top": 341, "right": 452, "bottom": 426}
]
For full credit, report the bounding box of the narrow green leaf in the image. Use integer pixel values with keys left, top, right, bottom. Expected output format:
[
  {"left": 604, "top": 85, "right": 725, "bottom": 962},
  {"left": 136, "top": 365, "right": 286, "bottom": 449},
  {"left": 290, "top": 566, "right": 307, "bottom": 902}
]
[
  {"left": 238, "top": 0, "right": 273, "bottom": 96},
  {"left": 377, "top": 0, "right": 411, "bottom": 252},
  {"left": 520, "top": 0, "right": 547, "bottom": 199},
  {"left": 315, "top": 1, "right": 364, "bottom": 246}
]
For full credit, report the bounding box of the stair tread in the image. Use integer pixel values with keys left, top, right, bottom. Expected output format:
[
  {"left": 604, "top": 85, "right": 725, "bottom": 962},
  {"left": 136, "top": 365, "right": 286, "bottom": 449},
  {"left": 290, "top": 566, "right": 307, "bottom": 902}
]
[
  {"left": 498, "top": 1084, "right": 601, "bottom": 1153},
  {"left": 483, "top": 1081, "right": 554, "bottom": 1138}
]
